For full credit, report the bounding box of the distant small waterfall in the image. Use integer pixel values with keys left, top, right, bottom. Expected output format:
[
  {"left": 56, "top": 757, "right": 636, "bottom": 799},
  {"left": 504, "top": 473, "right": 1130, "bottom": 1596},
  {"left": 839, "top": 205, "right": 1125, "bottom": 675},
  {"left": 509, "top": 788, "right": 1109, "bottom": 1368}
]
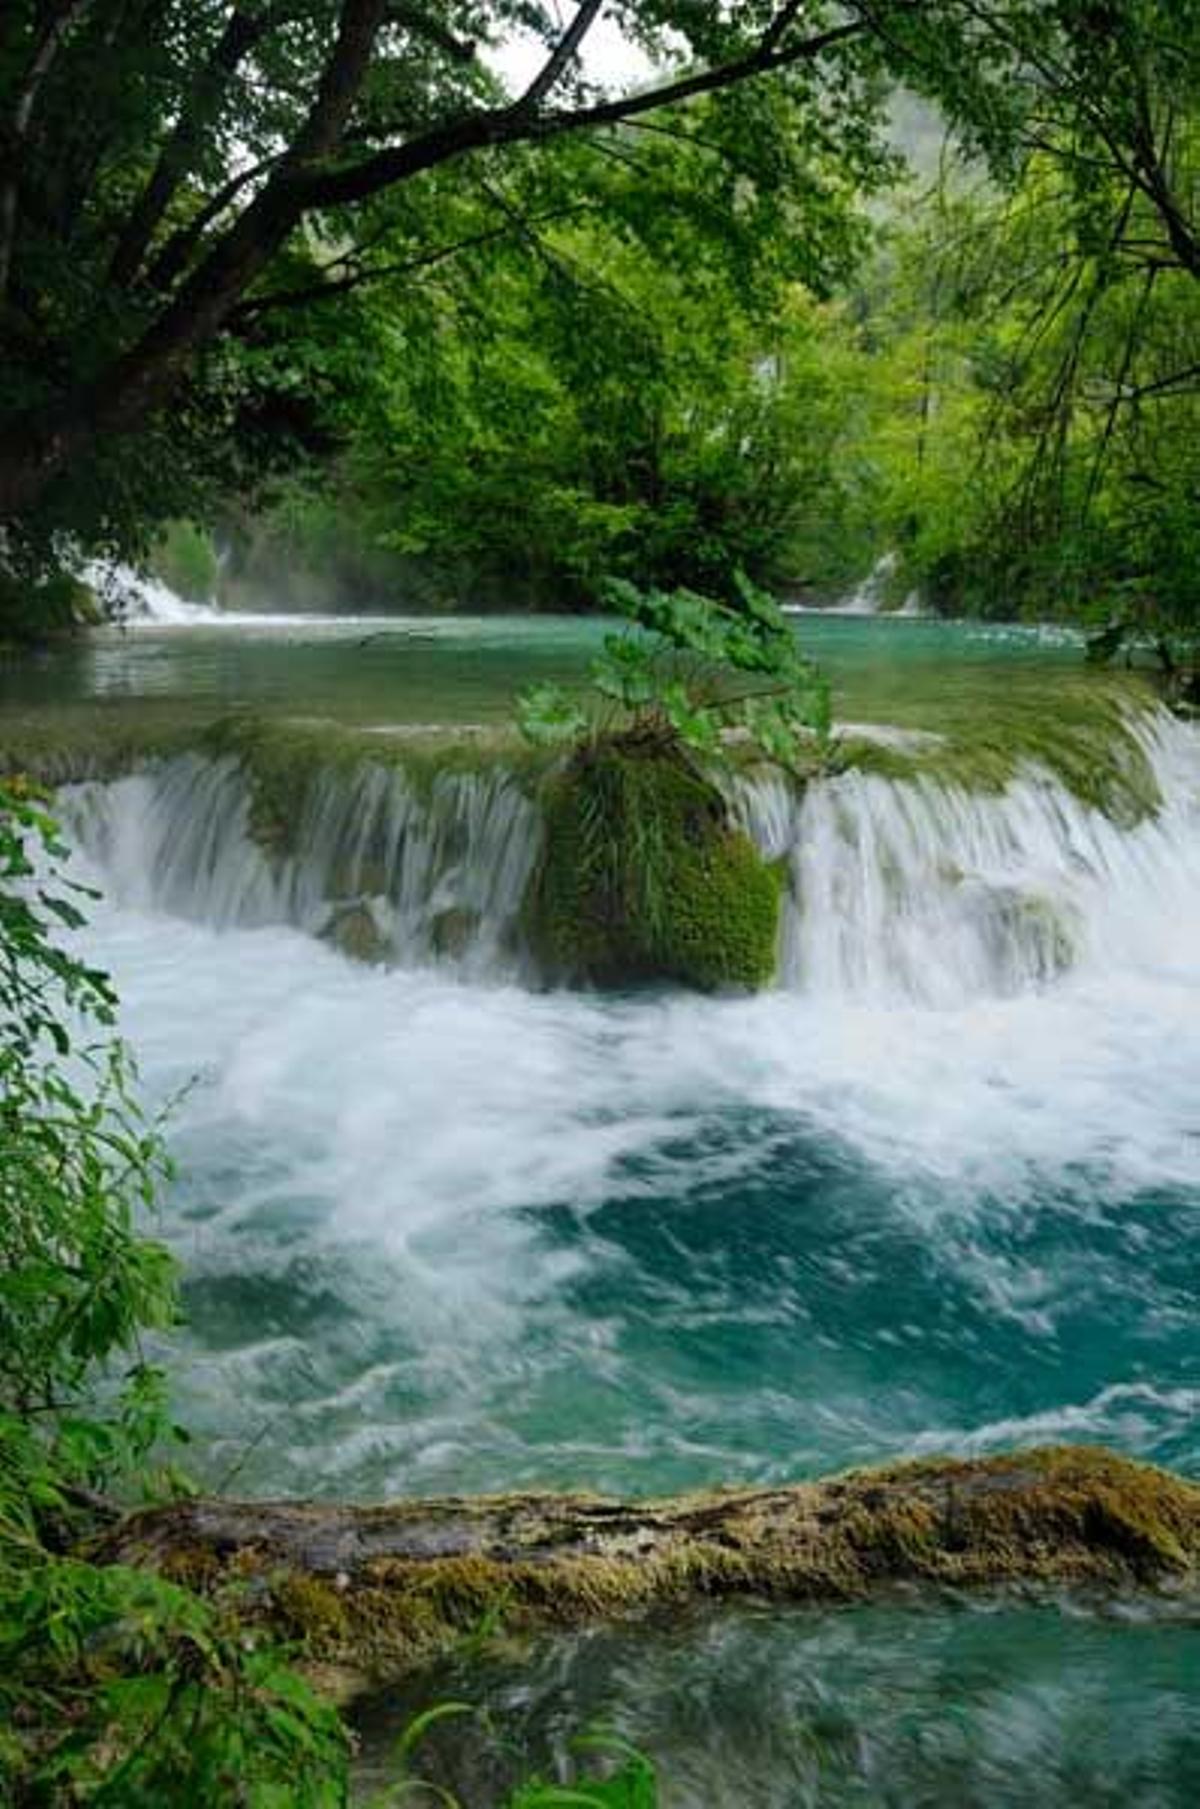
[
  {"left": 62, "top": 712, "right": 1200, "bottom": 1002},
  {"left": 839, "top": 552, "right": 899, "bottom": 616},
  {"left": 81, "top": 560, "right": 223, "bottom": 623}
]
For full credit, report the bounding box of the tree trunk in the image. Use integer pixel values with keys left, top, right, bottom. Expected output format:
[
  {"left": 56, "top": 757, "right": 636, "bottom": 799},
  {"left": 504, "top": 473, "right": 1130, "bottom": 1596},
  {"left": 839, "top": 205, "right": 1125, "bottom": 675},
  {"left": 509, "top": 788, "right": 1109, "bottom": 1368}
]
[
  {"left": 95, "top": 1446, "right": 1200, "bottom": 1697},
  {"left": 0, "top": 0, "right": 389, "bottom": 523}
]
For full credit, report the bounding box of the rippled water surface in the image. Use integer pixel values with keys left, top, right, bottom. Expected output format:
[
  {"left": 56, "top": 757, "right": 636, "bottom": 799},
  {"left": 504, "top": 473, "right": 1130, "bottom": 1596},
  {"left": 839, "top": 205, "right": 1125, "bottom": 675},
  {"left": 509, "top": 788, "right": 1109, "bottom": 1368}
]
[
  {"left": 16, "top": 607, "right": 1200, "bottom": 1803},
  {"left": 356, "top": 1597, "right": 1200, "bottom": 1807},
  {"left": 1, "top": 605, "right": 1123, "bottom": 742}
]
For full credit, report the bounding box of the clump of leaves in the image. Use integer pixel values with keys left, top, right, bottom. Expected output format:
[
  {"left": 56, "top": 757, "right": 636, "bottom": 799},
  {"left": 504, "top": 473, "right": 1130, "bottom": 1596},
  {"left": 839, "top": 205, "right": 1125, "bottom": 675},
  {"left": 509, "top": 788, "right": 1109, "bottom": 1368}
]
[
  {"left": 505, "top": 1735, "right": 658, "bottom": 1808},
  {"left": 517, "top": 574, "right": 833, "bottom": 773},
  {"left": 0, "top": 779, "right": 348, "bottom": 1802},
  {"left": 375, "top": 1709, "right": 658, "bottom": 1809},
  {"left": 0, "top": 778, "right": 178, "bottom": 1497}
]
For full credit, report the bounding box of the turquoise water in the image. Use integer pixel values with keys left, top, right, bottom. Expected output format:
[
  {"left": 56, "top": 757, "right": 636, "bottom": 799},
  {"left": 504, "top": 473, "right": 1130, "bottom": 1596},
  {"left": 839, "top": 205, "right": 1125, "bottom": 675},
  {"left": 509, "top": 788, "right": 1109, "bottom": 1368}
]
[
  {"left": 34, "top": 609, "right": 1200, "bottom": 1804},
  {"left": 94, "top": 929, "right": 1200, "bottom": 1503},
  {"left": 2, "top": 609, "right": 1108, "bottom": 738},
  {"left": 357, "top": 1598, "right": 1200, "bottom": 1806}
]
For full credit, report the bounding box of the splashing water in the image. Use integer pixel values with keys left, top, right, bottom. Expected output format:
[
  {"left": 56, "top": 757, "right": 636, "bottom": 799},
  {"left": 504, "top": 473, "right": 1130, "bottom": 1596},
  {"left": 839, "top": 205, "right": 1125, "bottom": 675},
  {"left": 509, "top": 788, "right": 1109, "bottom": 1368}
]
[
  {"left": 54, "top": 697, "right": 1200, "bottom": 1801},
  {"left": 64, "top": 709, "right": 1200, "bottom": 1005},
  {"left": 52, "top": 706, "right": 1200, "bottom": 1502}
]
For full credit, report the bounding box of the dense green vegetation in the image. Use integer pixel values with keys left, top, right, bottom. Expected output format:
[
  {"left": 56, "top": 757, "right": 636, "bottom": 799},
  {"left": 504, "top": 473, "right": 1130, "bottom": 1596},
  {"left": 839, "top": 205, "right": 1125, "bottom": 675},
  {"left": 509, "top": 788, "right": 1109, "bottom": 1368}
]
[
  {"left": 0, "top": 780, "right": 352, "bottom": 1802},
  {"left": 2, "top": 2, "right": 1196, "bottom": 642},
  {"left": 250, "top": 34, "right": 1200, "bottom": 634}
]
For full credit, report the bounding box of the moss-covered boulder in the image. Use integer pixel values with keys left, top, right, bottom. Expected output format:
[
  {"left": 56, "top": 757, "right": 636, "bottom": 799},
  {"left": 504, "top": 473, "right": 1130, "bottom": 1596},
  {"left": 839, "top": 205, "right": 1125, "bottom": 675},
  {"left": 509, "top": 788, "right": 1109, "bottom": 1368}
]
[
  {"left": 527, "top": 735, "right": 782, "bottom": 991},
  {"left": 319, "top": 901, "right": 389, "bottom": 965}
]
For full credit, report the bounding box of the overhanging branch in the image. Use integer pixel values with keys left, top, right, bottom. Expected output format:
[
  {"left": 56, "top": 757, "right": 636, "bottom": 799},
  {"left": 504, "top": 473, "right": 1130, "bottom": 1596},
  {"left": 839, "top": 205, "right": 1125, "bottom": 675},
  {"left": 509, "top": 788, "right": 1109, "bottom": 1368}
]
[{"left": 297, "top": 16, "right": 867, "bottom": 212}]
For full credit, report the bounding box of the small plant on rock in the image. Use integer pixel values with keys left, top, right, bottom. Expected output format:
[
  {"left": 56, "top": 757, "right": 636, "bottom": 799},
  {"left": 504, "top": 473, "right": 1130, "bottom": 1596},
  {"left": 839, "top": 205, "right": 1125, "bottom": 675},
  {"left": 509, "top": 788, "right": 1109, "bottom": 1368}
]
[
  {"left": 517, "top": 573, "right": 833, "bottom": 774},
  {"left": 516, "top": 577, "right": 829, "bottom": 992}
]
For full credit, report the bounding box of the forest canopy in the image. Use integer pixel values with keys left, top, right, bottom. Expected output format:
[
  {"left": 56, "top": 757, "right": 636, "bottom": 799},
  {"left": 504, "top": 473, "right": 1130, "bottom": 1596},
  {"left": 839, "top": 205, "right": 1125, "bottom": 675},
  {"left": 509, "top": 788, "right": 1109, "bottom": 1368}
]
[{"left": 1, "top": 2, "right": 1198, "bottom": 629}]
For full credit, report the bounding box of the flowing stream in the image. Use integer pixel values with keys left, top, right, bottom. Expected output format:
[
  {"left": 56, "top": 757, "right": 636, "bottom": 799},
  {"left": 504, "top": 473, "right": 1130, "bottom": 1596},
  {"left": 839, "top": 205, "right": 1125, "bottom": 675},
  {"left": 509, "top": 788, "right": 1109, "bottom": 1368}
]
[{"left": 12, "top": 610, "right": 1200, "bottom": 1802}]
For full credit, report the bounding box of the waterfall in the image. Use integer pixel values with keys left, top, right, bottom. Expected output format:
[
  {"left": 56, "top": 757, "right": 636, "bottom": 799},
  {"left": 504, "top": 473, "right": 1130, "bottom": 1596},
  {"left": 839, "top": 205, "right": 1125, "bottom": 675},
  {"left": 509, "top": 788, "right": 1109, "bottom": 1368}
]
[
  {"left": 840, "top": 551, "right": 898, "bottom": 616},
  {"left": 63, "top": 756, "right": 543, "bottom": 979},
  {"left": 738, "top": 711, "right": 1200, "bottom": 1005},
  {"left": 81, "top": 560, "right": 224, "bottom": 624},
  {"left": 62, "top": 712, "right": 1200, "bottom": 1001}
]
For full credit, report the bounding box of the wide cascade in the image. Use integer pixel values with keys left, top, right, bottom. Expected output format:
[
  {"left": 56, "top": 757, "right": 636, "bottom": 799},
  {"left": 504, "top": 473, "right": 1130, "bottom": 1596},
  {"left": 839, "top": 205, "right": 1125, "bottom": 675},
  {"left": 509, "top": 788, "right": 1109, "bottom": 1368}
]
[
  {"left": 62, "top": 707, "right": 1200, "bottom": 1002},
  {"left": 64, "top": 755, "right": 544, "bottom": 975}
]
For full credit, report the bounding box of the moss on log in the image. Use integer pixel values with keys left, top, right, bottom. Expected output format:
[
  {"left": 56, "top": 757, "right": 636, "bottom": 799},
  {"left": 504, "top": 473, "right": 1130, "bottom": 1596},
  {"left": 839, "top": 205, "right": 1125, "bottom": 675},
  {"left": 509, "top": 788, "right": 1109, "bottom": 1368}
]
[{"left": 95, "top": 1447, "right": 1200, "bottom": 1696}]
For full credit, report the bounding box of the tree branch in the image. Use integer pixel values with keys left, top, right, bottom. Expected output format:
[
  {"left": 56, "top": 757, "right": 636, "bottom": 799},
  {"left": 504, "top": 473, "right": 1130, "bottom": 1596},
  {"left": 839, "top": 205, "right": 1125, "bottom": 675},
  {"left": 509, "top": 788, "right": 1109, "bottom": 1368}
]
[
  {"left": 298, "top": 16, "right": 866, "bottom": 212},
  {"left": 0, "top": 0, "right": 94, "bottom": 301},
  {"left": 109, "top": 5, "right": 276, "bottom": 288},
  {"left": 516, "top": 0, "right": 607, "bottom": 112},
  {"left": 144, "top": 154, "right": 283, "bottom": 294}
]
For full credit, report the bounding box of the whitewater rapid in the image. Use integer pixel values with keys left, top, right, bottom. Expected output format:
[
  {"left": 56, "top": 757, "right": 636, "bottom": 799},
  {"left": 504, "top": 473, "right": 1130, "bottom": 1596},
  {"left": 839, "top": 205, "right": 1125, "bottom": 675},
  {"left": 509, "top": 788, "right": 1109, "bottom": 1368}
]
[
  {"left": 63, "top": 709, "right": 1200, "bottom": 1004},
  {"left": 56, "top": 711, "right": 1200, "bottom": 1499}
]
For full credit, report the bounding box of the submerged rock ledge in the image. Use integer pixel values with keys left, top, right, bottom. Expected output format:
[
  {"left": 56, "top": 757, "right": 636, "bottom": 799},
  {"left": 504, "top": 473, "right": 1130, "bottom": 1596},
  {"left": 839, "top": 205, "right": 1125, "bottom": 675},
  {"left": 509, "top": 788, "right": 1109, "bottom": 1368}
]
[{"left": 97, "top": 1447, "right": 1200, "bottom": 1695}]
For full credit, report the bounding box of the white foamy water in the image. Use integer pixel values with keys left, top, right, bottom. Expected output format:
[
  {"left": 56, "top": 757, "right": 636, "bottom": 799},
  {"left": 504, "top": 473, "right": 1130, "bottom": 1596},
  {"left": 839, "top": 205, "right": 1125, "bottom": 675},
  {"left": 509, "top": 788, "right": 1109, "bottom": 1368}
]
[
  {"left": 63, "top": 709, "right": 1200, "bottom": 1008},
  {"left": 65, "top": 755, "right": 542, "bottom": 976},
  {"left": 75, "top": 856, "right": 1200, "bottom": 1492},
  {"left": 81, "top": 559, "right": 322, "bottom": 627},
  {"left": 740, "top": 712, "right": 1200, "bottom": 1006},
  {"left": 787, "top": 552, "right": 901, "bottom": 616},
  {"left": 81, "top": 560, "right": 222, "bottom": 623},
  {"left": 51, "top": 709, "right": 1200, "bottom": 1496}
]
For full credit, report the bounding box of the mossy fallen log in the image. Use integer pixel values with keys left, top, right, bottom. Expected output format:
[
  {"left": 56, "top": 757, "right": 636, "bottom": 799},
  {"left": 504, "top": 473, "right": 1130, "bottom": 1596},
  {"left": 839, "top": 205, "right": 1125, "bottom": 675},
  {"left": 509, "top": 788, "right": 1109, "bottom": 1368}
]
[{"left": 96, "top": 1447, "right": 1200, "bottom": 1696}]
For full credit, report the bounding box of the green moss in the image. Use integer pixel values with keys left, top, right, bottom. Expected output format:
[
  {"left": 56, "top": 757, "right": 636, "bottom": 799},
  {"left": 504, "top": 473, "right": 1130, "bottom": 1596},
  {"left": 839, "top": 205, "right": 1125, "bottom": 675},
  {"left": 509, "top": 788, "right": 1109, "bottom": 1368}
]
[
  {"left": 191, "top": 715, "right": 546, "bottom": 859},
  {"left": 835, "top": 680, "right": 1163, "bottom": 827},
  {"left": 272, "top": 1572, "right": 352, "bottom": 1648},
  {"left": 319, "top": 901, "right": 389, "bottom": 964},
  {"left": 528, "top": 736, "right": 782, "bottom": 992},
  {"left": 102, "top": 1446, "right": 1200, "bottom": 1696}
]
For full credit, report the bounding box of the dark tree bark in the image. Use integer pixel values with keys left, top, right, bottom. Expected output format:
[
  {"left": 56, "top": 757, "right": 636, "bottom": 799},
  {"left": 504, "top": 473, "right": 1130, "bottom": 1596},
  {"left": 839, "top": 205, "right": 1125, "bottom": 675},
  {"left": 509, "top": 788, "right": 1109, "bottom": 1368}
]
[
  {"left": 107, "top": 5, "right": 274, "bottom": 288},
  {"left": 0, "top": 0, "right": 94, "bottom": 300}
]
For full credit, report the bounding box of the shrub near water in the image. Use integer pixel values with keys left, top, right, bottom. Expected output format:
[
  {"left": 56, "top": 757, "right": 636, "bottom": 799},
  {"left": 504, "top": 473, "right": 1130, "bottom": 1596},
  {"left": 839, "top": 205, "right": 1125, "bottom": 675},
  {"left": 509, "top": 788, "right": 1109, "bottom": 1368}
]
[{"left": 0, "top": 779, "right": 348, "bottom": 1804}]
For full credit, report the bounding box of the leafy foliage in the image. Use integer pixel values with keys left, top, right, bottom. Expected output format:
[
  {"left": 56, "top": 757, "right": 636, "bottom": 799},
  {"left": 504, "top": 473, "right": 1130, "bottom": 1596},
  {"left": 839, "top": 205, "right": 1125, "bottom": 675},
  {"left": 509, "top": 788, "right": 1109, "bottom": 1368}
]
[
  {"left": 0, "top": 780, "right": 176, "bottom": 1470},
  {"left": 843, "top": 137, "right": 1200, "bottom": 639},
  {"left": 374, "top": 1711, "right": 658, "bottom": 1808},
  {"left": 518, "top": 573, "right": 832, "bottom": 772},
  {"left": 0, "top": 779, "right": 349, "bottom": 1802},
  {"left": 0, "top": 0, "right": 903, "bottom": 585}
]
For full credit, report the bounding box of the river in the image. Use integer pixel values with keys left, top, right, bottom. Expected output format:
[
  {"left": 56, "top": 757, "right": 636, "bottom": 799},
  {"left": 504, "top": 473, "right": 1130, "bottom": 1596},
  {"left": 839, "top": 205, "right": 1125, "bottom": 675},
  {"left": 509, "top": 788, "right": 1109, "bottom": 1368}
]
[{"left": 6, "top": 598, "right": 1199, "bottom": 1802}]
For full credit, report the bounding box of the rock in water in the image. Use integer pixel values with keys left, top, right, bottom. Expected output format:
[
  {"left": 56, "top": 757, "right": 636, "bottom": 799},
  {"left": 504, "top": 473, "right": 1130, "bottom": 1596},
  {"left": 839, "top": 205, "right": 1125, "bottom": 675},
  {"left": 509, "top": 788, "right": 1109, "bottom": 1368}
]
[
  {"left": 319, "top": 900, "right": 389, "bottom": 965},
  {"left": 527, "top": 735, "right": 782, "bottom": 991}
]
